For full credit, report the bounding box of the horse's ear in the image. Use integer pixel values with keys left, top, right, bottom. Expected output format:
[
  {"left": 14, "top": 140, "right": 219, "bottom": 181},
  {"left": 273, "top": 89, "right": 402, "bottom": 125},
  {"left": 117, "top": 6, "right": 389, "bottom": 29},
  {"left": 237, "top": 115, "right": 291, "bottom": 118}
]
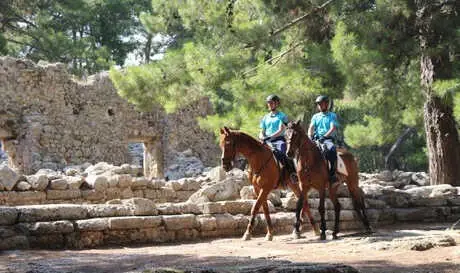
[
  {"left": 220, "top": 128, "right": 225, "bottom": 134},
  {"left": 295, "top": 120, "right": 301, "bottom": 126},
  {"left": 223, "top": 126, "right": 230, "bottom": 135}
]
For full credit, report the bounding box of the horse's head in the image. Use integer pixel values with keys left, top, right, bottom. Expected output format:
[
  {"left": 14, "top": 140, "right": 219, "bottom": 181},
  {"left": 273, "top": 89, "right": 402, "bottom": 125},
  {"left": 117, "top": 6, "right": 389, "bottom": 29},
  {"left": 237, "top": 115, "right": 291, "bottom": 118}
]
[
  {"left": 219, "top": 126, "right": 237, "bottom": 172},
  {"left": 285, "top": 120, "right": 302, "bottom": 158}
]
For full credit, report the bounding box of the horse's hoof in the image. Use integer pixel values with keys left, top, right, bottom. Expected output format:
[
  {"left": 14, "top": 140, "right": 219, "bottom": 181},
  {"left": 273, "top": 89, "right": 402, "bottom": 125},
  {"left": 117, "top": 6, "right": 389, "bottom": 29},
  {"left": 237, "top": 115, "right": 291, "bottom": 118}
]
[
  {"left": 313, "top": 226, "right": 321, "bottom": 236},
  {"left": 320, "top": 233, "right": 327, "bottom": 240},
  {"left": 265, "top": 233, "right": 273, "bottom": 241},
  {"left": 332, "top": 234, "right": 338, "bottom": 240},
  {"left": 292, "top": 230, "right": 301, "bottom": 239},
  {"left": 242, "top": 232, "right": 251, "bottom": 241}
]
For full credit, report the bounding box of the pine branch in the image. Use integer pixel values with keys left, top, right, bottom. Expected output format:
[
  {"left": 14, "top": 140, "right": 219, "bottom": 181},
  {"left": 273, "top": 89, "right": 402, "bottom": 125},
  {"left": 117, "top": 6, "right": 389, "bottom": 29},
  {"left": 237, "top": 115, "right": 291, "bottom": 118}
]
[
  {"left": 242, "top": 41, "right": 303, "bottom": 77},
  {"left": 269, "top": 0, "right": 335, "bottom": 37}
]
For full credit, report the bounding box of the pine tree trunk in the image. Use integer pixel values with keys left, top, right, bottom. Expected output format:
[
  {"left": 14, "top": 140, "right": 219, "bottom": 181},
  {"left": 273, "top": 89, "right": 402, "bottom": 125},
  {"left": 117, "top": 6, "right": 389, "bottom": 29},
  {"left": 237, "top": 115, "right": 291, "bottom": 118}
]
[
  {"left": 423, "top": 94, "right": 460, "bottom": 186},
  {"left": 417, "top": 1, "right": 460, "bottom": 186}
]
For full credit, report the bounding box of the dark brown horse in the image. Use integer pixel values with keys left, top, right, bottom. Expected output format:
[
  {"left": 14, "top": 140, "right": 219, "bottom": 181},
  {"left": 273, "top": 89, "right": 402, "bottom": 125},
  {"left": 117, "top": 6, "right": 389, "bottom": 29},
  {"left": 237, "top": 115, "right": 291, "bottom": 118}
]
[
  {"left": 285, "top": 120, "right": 371, "bottom": 240},
  {"left": 219, "top": 127, "right": 319, "bottom": 241}
]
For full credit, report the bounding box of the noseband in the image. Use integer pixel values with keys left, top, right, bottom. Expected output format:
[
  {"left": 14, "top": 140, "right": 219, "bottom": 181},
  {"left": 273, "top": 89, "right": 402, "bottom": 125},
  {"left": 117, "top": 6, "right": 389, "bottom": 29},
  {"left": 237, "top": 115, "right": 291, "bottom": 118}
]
[{"left": 221, "top": 137, "right": 237, "bottom": 166}]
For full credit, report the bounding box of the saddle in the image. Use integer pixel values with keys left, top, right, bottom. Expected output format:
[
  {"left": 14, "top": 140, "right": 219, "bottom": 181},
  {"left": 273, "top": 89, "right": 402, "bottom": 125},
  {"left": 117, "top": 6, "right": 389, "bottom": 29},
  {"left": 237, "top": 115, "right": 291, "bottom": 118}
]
[{"left": 315, "top": 142, "right": 347, "bottom": 176}]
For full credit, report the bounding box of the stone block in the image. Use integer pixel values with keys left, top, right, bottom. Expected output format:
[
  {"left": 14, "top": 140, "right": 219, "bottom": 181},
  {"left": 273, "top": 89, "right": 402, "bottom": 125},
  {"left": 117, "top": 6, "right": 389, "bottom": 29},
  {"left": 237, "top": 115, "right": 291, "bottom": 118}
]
[
  {"left": 46, "top": 189, "right": 81, "bottom": 200},
  {"left": 77, "top": 231, "right": 104, "bottom": 248},
  {"left": 175, "top": 228, "right": 199, "bottom": 241},
  {"left": 66, "top": 176, "right": 84, "bottom": 190},
  {"left": 49, "top": 178, "right": 68, "bottom": 190},
  {"left": 163, "top": 214, "right": 197, "bottom": 231},
  {"left": 26, "top": 174, "right": 49, "bottom": 190},
  {"left": 122, "top": 198, "right": 158, "bottom": 216},
  {"left": 215, "top": 213, "right": 238, "bottom": 230},
  {"left": 0, "top": 164, "right": 19, "bottom": 191},
  {"left": 196, "top": 215, "right": 217, "bottom": 231},
  {"left": 18, "top": 220, "right": 74, "bottom": 235},
  {"left": 116, "top": 174, "right": 132, "bottom": 188},
  {"left": 29, "top": 234, "right": 64, "bottom": 249},
  {"left": 447, "top": 197, "right": 460, "bottom": 206},
  {"left": 106, "top": 188, "right": 122, "bottom": 200},
  {"left": 394, "top": 207, "right": 439, "bottom": 222},
  {"left": 199, "top": 202, "right": 224, "bottom": 214},
  {"left": 0, "top": 235, "right": 28, "bottom": 250},
  {"left": 86, "top": 204, "right": 132, "bottom": 218},
  {"left": 175, "top": 191, "right": 195, "bottom": 202},
  {"left": 15, "top": 181, "right": 31, "bottom": 191},
  {"left": 131, "top": 177, "right": 149, "bottom": 189},
  {"left": 148, "top": 179, "right": 165, "bottom": 189},
  {"left": 81, "top": 189, "right": 105, "bottom": 201},
  {"left": 109, "top": 216, "right": 162, "bottom": 229},
  {"left": 156, "top": 202, "right": 200, "bottom": 215},
  {"left": 133, "top": 189, "right": 144, "bottom": 198},
  {"left": 410, "top": 198, "right": 448, "bottom": 207},
  {"left": 75, "top": 218, "right": 109, "bottom": 231},
  {"left": 85, "top": 174, "right": 108, "bottom": 190},
  {"left": 17, "top": 204, "right": 87, "bottom": 222},
  {"left": 4, "top": 191, "right": 46, "bottom": 205},
  {"left": 120, "top": 188, "right": 134, "bottom": 199}
]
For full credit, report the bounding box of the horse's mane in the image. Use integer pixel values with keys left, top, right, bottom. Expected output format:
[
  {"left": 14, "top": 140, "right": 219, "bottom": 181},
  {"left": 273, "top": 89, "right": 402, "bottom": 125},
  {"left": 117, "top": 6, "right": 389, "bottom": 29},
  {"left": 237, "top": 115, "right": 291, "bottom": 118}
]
[{"left": 231, "top": 131, "right": 265, "bottom": 148}]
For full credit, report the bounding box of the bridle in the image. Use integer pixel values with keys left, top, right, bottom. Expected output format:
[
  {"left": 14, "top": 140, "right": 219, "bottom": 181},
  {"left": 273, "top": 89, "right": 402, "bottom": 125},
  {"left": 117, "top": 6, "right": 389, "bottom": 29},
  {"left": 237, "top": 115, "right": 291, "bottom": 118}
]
[{"left": 221, "top": 134, "right": 237, "bottom": 169}]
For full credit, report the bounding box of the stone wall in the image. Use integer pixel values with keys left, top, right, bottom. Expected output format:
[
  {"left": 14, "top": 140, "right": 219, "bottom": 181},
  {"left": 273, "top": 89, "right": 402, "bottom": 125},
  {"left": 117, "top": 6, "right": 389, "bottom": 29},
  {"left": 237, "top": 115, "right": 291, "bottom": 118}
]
[
  {"left": 0, "top": 166, "right": 459, "bottom": 250},
  {"left": 0, "top": 57, "right": 220, "bottom": 176}
]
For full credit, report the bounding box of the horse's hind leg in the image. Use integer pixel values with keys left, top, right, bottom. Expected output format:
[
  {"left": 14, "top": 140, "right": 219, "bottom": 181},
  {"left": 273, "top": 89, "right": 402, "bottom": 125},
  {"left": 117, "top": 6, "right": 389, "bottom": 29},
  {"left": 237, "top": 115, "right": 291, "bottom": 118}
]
[
  {"left": 243, "top": 189, "right": 269, "bottom": 241},
  {"left": 350, "top": 186, "right": 372, "bottom": 233},
  {"left": 328, "top": 186, "right": 341, "bottom": 240},
  {"left": 318, "top": 187, "right": 327, "bottom": 240},
  {"left": 262, "top": 201, "right": 273, "bottom": 241},
  {"left": 302, "top": 197, "right": 320, "bottom": 236}
]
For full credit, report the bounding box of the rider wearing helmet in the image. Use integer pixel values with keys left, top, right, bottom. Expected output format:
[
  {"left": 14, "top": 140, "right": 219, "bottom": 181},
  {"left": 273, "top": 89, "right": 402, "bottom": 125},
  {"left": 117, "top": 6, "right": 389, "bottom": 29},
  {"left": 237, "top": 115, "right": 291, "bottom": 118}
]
[
  {"left": 259, "top": 94, "right": 297, "bottom": 182},
  {"left": 259, "top": 95, "right": 288, "bottom": 152},
  {"left": 308, "top": 95, "right": 339, "bottom": 184}
]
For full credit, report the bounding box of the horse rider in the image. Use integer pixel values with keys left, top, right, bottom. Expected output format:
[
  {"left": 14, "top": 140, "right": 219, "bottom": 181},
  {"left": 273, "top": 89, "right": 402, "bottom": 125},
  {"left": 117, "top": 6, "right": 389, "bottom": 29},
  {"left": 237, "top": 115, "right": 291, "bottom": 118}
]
[
  {"left": 308, "top": 95, "right": 339, "bottom": 184},
  {"left": 259, "top": 94, "right": 297, "bottom": 182}
]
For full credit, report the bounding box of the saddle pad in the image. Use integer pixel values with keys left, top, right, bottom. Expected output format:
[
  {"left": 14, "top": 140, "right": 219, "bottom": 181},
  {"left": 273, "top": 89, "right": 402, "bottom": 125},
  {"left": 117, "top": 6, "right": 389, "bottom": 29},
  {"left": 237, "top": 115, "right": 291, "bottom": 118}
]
[{"left": 336, "top": 153, "right": 348, "bottom": 176}]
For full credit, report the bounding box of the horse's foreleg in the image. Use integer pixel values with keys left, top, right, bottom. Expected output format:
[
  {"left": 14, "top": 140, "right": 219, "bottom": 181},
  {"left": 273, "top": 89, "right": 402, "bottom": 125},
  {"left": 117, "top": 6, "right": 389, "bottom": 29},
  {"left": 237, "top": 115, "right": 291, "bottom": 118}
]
[
  {"left": 261, "top": 201, "right": 273, "bottom": 241},
  {"left": 243, "top": 190, "right": 268, "bottom": 241},
  {"left": 318, "top": 187, "right": 327, "bottom": 240},
  {"left": 328, "top": 187, "right": 341, "bottom": 240},
  {"left": 292, "top": 193, "right": 304, "bottom": 239}
]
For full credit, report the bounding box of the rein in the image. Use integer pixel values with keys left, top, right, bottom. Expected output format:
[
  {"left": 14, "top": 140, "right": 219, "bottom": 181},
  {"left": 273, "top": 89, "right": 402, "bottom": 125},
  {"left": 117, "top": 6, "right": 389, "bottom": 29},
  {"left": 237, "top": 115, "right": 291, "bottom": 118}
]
[{"left": 253, "top": 144, "right": 275, "bottom": 177}]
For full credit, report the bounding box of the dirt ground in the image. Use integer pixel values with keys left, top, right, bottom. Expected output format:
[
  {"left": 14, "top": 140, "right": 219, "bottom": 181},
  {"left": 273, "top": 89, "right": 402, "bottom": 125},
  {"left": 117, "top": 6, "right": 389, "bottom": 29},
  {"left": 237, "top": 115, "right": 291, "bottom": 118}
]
[{"left": 1, "top": 223, "right": 459, "bottom": 273}]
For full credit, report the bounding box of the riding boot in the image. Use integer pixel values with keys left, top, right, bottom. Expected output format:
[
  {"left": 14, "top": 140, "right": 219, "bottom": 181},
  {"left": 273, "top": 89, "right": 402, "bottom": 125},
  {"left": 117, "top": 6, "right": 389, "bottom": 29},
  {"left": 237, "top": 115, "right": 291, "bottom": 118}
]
[
  {"left": 286, "top": 159, "right": 298, "bottom": 184},
  {"left": 329, "top": 159, "right": 337, "bottom": 183},
  {"left": 328, "top": 149, "right": 338, "bottom": 184}
]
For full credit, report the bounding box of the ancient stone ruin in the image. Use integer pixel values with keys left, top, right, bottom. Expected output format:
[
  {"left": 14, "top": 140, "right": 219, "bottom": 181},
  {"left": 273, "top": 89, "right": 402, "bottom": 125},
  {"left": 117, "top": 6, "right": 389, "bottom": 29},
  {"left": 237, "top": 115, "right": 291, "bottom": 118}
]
[
  {"left": 0, "top": 58, "right": 459, "bottom": 252},
  {"left": 0, "top": 57, "right": 220, "bottom": 177},
  {"left": 0, "top": 162, "right": 459, "bottom": 250}
]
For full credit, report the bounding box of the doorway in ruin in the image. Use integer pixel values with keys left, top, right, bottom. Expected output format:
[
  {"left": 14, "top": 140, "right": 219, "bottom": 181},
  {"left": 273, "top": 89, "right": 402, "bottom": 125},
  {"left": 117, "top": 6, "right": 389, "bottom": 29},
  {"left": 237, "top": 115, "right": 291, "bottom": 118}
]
[
  {"left": 128, "top": 137, "right": 164, "bottom": 179},
  {"left": 128, "top": 142, "right": 144, "bottom": 167},
  {"left": 0, "top": 140, "right": 8, "bottom": 165}
]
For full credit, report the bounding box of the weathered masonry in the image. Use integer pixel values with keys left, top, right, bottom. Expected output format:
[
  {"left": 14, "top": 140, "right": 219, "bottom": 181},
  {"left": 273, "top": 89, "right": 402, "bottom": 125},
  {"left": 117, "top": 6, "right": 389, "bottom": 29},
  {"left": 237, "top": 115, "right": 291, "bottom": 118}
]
[{"left": 0, "top": 57, "right": 219, "bottom": 176}]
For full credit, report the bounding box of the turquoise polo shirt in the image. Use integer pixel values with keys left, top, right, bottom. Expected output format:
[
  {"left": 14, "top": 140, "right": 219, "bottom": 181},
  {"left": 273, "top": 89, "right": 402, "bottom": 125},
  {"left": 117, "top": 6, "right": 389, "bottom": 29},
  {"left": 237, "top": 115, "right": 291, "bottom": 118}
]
[
  {"left": 260, "top": 111, "right": 288, "bottom": 137},
  {"left": 310, "top": 111, "right": 338, "bottom": 138}
]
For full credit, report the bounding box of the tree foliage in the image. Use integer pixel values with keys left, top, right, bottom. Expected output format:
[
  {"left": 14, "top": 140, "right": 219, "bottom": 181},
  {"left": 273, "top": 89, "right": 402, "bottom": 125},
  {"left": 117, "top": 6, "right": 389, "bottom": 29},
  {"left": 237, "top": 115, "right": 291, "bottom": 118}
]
[{"left": 0, "top": 0, "right": 151, "bottom": 75}]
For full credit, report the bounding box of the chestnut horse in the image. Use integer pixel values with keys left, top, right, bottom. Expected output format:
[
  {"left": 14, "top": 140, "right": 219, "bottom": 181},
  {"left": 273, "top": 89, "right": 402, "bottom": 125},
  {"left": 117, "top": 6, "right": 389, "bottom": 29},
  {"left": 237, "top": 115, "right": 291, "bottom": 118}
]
[
  {"left": 219, "top": 127, "right": 319, "bottom": 241},
  {"left": 285, "top": 120, "right": 371, "bottom": 240}
]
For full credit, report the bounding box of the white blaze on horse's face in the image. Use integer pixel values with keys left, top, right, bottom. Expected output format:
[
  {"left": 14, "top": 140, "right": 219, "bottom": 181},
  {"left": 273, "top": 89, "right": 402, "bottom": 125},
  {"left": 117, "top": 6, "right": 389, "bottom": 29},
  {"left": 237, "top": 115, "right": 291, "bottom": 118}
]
[
  {"left": 220, "top": 134, "right": 235, "bottom": 172},
  {"left": 285, "top": 128, "right": 295, "bottom": 158}
]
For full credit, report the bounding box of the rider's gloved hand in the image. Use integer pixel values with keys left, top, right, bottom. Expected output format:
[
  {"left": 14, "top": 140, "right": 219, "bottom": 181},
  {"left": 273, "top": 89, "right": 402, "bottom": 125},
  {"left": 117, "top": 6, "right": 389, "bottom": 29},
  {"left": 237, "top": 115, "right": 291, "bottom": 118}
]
[{"left": 263, "top": 136, "right": 271, "bottom": 143}]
